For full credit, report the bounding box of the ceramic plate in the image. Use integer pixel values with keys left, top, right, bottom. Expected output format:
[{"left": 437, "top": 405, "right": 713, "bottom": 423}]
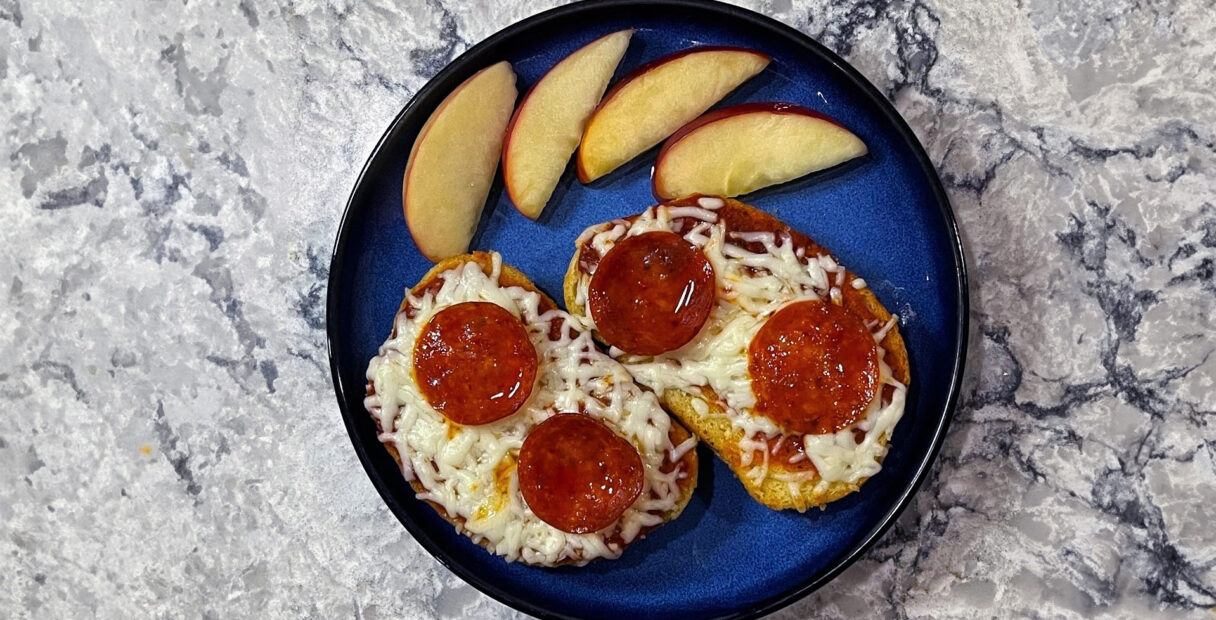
[{"left": 327, "top": 1, "right": 968, "bottom": 617}]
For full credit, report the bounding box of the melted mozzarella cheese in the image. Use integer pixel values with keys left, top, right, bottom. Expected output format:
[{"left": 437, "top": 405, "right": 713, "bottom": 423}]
[
  {"left": 574, "top": 204, "right": 908, "bottom": 489},
  {"left": 365, "top": 253, "right": 684, "bottom": 566}
]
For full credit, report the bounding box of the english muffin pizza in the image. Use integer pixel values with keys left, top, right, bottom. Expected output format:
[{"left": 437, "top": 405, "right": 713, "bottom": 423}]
[
  {"left": 364, "top": 252, "right": 698, "bottom": 566},
  {"left": 564, "top": 196, "right": 910, "bottom": 511}
]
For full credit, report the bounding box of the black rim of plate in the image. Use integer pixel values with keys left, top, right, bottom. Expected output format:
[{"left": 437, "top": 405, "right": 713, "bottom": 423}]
[{"left": 326, "top": 0, "right": 970, "bottom": 618}]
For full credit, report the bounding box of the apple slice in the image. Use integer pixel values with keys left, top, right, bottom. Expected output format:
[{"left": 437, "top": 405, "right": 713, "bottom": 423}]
[
  {"left": 404, "top": 61, "right": 517, "bottom": 261},
  {"left": 652, "top": 103, "right": 867, "bottom": 199},
  {"left": 576, "top": 46, "right": 770, "bottom": 183},
  {"left": 502, "top": 30, "right": 633, "bottom": 219}
]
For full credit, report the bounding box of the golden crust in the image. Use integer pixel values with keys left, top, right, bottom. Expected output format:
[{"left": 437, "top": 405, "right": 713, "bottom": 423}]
[
  {"left": 564, "top": 198, "right": 911, "bottom": 511},
  {"left": 368, "top": 252, "right": 698, "bottom": 564}
]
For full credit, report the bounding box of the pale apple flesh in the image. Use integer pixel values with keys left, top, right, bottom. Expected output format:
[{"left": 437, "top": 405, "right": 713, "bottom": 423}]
[
  {"left": 577, "top": 47, "right": 770, "bottom": 183},
  {"left": 652, "top": 103, "right": 867, "bottom": 200},
  {"left": 404, "top": 61, "right": 517, "bottom": 261},
  {"left": 502, "top": 30, "right": 633, "bottom": 219}
]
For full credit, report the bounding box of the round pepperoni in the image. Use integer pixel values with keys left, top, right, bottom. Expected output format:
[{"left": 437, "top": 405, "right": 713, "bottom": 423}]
[
  {"left": 588, "top": 231, "right": 715, "bottom": 355},
  {"left": 517, "top": 414, "right": 644, "bottom": 534},
  {"left": 748, "top": 300, "right": 880, "bottom": 435},
  {"left": 413, "top": 302, "right": 537, "bottom": 426}
]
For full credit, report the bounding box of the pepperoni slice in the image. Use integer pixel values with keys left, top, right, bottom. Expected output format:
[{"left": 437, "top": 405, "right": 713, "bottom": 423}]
[
  {"left": 748, "top": 300, "right": 879, "bottom": 435},
  {"left": 413, "top": 302, "right": 537, "bottom": 425},
  {"left": 517, "top": 414, "right": 644, "bottom": 534},
  {"left": 588, "top": 231, "right": 715, "bottom": 355}
]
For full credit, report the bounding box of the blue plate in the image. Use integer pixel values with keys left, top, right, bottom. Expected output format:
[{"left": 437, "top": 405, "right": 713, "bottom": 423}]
[{"left": 327, "top": 1, "right": 968, "bottom": 618}]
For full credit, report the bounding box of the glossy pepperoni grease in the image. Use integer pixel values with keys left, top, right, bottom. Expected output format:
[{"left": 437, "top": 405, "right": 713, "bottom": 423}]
[
  {"left": 748, "top": 300, "right": 879, "bottom": 435},
  {"left": 517, "top": 414, "right": 645, "bottom": 534},
  {"left": 413, "top": 301, "right": 538, "bottom": 425},
  {"left": 587, "top": 231, "right": 716, "bottom": 355}
]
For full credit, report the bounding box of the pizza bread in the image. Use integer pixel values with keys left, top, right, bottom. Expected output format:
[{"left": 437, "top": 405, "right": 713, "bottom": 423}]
[
  {"left": 365, "top": 252, "right": 699, "bottom": 565},
  {"left": 564, "top": 197, "right": 910, "bottom": 511}
]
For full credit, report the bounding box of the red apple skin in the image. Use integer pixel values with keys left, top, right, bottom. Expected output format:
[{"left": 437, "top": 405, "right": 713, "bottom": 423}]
[
  {"left": 575, "top": 46, "right": 772, "bottom": 184},
  {"left": 503, "top": 30, "right": 632, "bottom": 218},
  {"left": 651, "top": 102, "right": 856, "bottom": 199}
]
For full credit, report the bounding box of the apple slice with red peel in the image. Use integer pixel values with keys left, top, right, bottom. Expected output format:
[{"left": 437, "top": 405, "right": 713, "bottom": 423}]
[
  {"left": 502, "top": 30, "right": 633, "bottom": 219},
  {"left": 576, "top": 46, "right": 770, "bottom": 183},
  {"left": 404, "top": 61, "right": 517, "bottom": 261},
  {"left": 652, "top": 102, "right": 867, "bottom": 200}
]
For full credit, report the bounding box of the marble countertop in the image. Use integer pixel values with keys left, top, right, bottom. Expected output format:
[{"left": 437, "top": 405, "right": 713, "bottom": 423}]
[{"left": 2, "top": 0, "right": 1213, "bottom": 617}]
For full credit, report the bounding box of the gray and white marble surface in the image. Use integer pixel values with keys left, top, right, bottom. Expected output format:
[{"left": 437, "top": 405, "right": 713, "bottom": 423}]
[{"left": 2, "top": 0, "right": 1213, "bottom": 617}]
